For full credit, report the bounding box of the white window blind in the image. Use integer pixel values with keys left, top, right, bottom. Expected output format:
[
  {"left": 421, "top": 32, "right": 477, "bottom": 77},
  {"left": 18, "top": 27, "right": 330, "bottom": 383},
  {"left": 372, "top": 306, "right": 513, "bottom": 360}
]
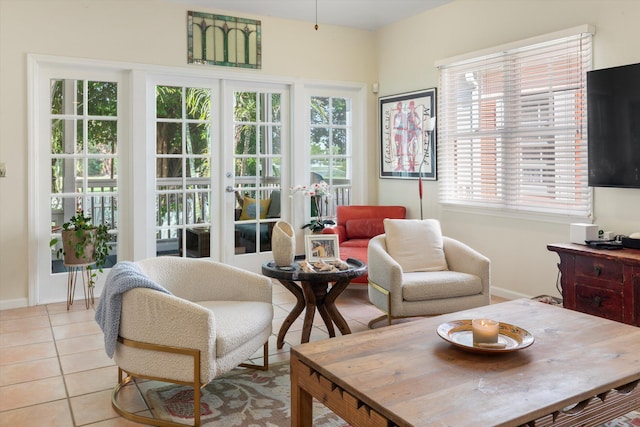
[{"left": 438, "top": 28, "right": 593, "bottom": 218}]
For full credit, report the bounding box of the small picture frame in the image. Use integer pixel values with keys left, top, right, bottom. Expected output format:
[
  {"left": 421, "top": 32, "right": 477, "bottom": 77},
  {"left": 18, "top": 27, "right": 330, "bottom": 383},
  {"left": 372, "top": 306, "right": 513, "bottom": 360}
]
[{"left": 305, "top": 235, "right": 340, "bottom": 262}]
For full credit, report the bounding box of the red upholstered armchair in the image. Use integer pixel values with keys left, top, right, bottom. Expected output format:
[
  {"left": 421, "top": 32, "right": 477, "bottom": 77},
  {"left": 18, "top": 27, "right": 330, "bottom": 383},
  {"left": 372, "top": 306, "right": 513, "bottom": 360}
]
[{"left": 322, "top": 205, "right": 406, "bottom": 283}]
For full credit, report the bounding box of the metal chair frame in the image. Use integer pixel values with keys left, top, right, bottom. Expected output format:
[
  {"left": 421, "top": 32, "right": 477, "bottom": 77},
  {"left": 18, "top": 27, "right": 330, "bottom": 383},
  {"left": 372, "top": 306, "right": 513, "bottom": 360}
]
[{"left": 111, "top": 336, "right": 268, "bottom": 427}]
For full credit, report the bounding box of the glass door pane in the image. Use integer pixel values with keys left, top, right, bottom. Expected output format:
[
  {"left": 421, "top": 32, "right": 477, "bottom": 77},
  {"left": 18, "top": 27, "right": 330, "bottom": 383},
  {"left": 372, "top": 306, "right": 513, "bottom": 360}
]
[
  {"left": 309, "top": 95, "right": 353, "bottom": 216},
  {"left": 233, "top": 91, "right": 282, "bottom": 255},
  {"left": 49, "top": 79, "right": 119, "bottom": 273},
  {"left": 155, "top": 85, "right": 213, "bottom": 257}
]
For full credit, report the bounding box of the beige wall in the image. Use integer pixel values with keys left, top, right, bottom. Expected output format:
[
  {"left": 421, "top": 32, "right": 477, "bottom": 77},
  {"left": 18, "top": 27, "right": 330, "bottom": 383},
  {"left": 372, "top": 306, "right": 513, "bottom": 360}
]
[
  {"left": 0, "top": 0, "right": 378, "bottom": 306},
  {"left": 376, "top": 0, "right": 640, "bottom": 298},
  {"left": 1, "top": 0, "right": 639, "bottom": 307}
]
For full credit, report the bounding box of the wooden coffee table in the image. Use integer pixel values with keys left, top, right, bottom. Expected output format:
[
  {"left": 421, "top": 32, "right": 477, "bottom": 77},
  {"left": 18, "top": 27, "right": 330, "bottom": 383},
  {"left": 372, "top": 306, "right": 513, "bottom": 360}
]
[
  {"left": 291, "top": 299, "right": 640, "bottom": 427},
  {"left": 262, "top": 256, "right": 366, "bottom": 349}
]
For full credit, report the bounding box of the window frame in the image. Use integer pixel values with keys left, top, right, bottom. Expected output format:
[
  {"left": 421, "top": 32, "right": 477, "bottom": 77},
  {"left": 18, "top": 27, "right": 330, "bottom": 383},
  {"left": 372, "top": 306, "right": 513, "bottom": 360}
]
[
  {"left": 309, "top": 93, "right": 353, "bottom": 217},
  {"left": 295, "top": 84, "right": 366, "bottom": 224}
]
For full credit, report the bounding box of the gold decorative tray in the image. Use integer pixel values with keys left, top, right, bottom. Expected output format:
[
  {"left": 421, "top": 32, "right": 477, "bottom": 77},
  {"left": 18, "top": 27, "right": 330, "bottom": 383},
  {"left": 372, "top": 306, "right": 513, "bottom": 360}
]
[{"left": 436, "top": 320, "right": 534, "bottom": 353}]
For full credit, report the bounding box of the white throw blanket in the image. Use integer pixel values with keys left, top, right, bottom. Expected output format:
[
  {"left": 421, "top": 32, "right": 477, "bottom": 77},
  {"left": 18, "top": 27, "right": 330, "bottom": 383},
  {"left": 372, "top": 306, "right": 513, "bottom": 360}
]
[{"left": 95, "top": 261, "right": 171, "bottom": 358}]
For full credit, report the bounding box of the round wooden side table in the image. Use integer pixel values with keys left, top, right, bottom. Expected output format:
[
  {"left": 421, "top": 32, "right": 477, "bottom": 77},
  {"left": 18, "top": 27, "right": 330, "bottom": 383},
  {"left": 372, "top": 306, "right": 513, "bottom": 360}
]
[{"left": 262, "top": 255, "right": 366, "bottom": 349}]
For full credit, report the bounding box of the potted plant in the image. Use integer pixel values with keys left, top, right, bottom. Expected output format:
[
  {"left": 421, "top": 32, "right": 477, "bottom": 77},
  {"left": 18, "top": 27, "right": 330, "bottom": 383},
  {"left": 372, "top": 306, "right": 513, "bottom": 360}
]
[
  {"left": 301, "top": 215, "right": 335, "bottom": 233},
  {"left": 50, "top": 210, "right": 112, "bottom": 288},
  {"left": 290, "top": 181, "right": 335, "bottom": 233}
]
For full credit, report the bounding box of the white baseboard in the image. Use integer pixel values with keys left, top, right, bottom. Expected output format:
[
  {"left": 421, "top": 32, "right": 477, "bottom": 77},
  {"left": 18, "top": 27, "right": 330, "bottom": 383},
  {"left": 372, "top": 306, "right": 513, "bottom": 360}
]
[
  {"left": 1, "top": 287, "right": 554, "bottom": 312},
  {"left": 0, "top": 298, "right": 29, "bottom": 311},
  {"left": 491, "top": 286, "right": 533, "bottom": 301},
  {"left": 492, "top": 286, "right": 562, "bottom": 301}
]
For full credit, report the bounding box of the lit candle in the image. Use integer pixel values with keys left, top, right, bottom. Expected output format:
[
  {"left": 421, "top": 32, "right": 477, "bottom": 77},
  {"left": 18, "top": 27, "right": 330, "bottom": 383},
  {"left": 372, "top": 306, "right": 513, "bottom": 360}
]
[{"left": 472, "top": 319, "right": 499, "bottom": 345}]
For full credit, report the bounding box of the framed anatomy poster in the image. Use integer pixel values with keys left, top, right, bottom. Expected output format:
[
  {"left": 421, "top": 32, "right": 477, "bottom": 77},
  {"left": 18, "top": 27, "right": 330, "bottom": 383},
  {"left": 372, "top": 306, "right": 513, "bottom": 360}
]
[{"left": 379, "top": 88, "right": 437, "bottom": 180}]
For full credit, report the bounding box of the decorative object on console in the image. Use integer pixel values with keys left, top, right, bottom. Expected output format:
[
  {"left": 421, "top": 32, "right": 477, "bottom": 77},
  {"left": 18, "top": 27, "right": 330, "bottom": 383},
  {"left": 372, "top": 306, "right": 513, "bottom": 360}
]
[
  {"left": 379, "top": 88, "right": 437, "bottom": 180},
  {"left": 622, "top": 232, "right": 640, "bottom": 249},
  {"left": 599, "top": 230, "right": 615, "bottom": 240},
  {"left": 272, "top": 221, "right": 295, "bottom": 267},
  {"left": 569, "top": 222, "right": 598, "bottom": 244}
]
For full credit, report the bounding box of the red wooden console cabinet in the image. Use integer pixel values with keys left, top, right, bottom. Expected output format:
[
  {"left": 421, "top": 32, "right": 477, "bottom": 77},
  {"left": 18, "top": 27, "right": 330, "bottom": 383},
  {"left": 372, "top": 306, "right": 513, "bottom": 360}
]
[{"left": 547, "top": 243, "right": 640, "bottom": 326}]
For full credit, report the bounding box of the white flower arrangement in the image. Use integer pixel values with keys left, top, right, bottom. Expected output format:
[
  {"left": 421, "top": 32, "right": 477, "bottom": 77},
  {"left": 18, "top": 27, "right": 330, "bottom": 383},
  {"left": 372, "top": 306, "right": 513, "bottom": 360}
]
[
  {"left": 290, "top": 181, "right": 334, "bottom": 232},
  {"left": 290, "top": 181, "right": 331, "bottom": 198}
]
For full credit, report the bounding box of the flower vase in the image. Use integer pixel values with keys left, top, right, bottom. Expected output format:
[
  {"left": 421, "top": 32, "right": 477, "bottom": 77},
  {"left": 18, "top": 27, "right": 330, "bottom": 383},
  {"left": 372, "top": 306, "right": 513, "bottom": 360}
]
[{"left": 272, "top": 221, "right": 296, "bottom": 267}]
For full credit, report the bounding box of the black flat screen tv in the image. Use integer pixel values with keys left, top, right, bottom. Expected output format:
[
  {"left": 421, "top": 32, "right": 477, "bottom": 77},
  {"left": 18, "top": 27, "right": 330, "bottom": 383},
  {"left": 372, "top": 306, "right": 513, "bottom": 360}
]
[{"left": 587, "top": 62, "right": 640, "bottom": 188}]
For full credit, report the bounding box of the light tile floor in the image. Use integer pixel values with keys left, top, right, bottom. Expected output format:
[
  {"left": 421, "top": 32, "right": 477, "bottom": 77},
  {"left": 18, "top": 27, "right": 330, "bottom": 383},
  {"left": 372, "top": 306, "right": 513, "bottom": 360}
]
[{"left": 0, "top": 282, "right": 505, "bottom": 426}]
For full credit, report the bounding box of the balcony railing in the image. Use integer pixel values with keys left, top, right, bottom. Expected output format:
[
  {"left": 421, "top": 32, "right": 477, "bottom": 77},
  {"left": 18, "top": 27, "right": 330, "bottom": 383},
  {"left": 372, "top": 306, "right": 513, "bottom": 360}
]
[
  {"left": 51, "top": 176, "right": 352, "bottom": 258},
  {"left": 51, "top": 178, "right": 118, "bottom": 230}
]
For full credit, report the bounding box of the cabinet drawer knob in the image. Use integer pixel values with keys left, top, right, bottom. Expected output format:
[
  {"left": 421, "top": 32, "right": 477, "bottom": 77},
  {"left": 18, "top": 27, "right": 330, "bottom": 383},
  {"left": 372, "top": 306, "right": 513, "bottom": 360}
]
[
  {"left": 593, "top": 266, "right": 602, "bottom": 276},
  {"left": 593, "top": 296, "right": 602, "bottom": 307}
]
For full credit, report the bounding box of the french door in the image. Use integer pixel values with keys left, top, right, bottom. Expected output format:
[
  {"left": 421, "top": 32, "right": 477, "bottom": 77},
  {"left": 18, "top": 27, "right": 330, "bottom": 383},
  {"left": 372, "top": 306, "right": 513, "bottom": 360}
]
[
  {"left": 223, "top": 82, "right": 289, "bottom": 270},
  {"left": 150, "top": 79, "right": 289, "bottom": 271},
  {"left": 152, "top": 80, "right": 221, "bottom": 260},
  {"left": 34, "top": 70, "right": 291, "bottom": 304},
  {"left": 34, "top": 64, "right": 127, "bottom": 304},
  {"left": 30, "top": 58, "right": 360, "bottom": 305}
]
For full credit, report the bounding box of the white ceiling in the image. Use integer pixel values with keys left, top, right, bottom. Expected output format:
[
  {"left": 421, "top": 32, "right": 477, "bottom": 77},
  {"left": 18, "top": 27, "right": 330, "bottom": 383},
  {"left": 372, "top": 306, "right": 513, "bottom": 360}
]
[{"left": 166, "top": 0, "right": 452, "bottom": 31}]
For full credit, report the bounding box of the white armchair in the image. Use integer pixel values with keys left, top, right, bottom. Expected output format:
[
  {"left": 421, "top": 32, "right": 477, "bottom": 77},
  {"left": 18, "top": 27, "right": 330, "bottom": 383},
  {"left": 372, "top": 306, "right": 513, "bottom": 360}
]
[
  {"left": 108, "top": 257, "right": 273, "bottom": 427},
  {"left": 367, "top": 225, "right": 491, "bottom": 328}
]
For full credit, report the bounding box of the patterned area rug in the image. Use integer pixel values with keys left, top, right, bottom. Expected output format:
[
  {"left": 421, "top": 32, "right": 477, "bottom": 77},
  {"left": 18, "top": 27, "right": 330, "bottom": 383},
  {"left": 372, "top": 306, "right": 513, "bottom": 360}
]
[
  {"left": 532, "top": 294, "right": 563, "bottom": 306},
  {"left": 146, "top": 362, "right": 349, "bottom": 426},
  {"left": 146, "top": 358, "right": 639, "bottom": 427},
  {"left": 601, "top": 411, "right": 640, "bottom": 427}
]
